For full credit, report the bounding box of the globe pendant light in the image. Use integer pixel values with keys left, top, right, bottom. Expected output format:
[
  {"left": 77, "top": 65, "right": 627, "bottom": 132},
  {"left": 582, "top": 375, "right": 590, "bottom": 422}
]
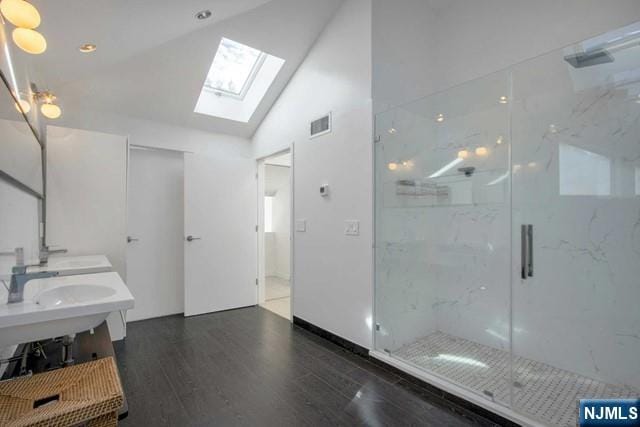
[
  {"left": 41, "top": 102, "right": 61, "bottom": 119},
  {"left": 12, "top": 27, "right": 46, "bottom": 54},
  {"left": 0, "top": 0, "right": 40, "bottom": 29},
  {"left": 14, "top": 98, "right": 31, "bottom": 113}
]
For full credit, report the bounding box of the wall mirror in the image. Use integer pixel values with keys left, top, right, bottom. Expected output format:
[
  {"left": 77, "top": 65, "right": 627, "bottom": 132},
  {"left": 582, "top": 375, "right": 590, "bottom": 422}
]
[
  {"left": 0, "top": 16, "right": 45, "bottom": 198},
  {"left": 0, "top": 71, "right": 43, "bottom": 197}
]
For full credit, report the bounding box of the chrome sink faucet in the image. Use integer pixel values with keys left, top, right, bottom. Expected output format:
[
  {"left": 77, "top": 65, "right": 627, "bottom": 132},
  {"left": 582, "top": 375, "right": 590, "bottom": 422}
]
[
  {"left": 8, "top": 265, "right": 59, "bottom": 304},
  {"left": 39, "top": 245, "right": 68, "bottom": 265},
  {"left": 1, "top": 248, "right": 59, "bottom": 304}
]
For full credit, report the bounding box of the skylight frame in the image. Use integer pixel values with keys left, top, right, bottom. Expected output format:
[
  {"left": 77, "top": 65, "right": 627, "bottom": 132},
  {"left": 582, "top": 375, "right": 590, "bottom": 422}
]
[
  {"left": 193, "top": 38, "right": 286, "bottom": 123},
  {"left": 203, "top": 38, "right": 267, "bottom": 101}
]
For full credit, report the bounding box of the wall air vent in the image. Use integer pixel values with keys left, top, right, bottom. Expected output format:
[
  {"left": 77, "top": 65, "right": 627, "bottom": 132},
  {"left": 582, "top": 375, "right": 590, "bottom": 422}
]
[{"left": 310, "top": 113, "right": 331, "bottom": 138}]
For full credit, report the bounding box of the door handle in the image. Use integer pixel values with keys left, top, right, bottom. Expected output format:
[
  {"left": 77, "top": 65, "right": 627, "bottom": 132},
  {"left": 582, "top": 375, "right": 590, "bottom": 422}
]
[
  {"left": 521, "top": 225, "right": 528, "bottom": 279},
  {"left": 127, "top": 236, "right": 139, "bottom": 243},
  {"left": 527, "top": 224, "right": 533, "bottom": 277},
  {"left": 186, "top": 235, "right": 201, "bottom": 242},
  {"left": 521, "top": 224, "right": 534, "bottom": 279}
]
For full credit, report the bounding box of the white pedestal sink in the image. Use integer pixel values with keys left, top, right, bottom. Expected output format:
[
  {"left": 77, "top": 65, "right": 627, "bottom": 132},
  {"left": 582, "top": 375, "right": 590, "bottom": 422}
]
[{"left": 0, "top": 272, "right": 134, "bottom": 348}]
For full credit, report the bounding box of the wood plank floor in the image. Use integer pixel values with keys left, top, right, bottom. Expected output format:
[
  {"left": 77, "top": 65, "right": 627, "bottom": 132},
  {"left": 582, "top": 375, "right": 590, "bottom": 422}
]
[{"left": 114, "top": 306, "right": 482, "bottom": 426}]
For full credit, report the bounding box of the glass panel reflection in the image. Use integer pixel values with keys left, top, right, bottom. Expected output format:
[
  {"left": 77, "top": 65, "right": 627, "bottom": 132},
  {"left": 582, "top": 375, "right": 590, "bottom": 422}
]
[
  {"left": 374, "top": 69, "right": 512, "bottom": 408},
  {"left": 559, "top": 144, "right": 611, "bottom": 196}
]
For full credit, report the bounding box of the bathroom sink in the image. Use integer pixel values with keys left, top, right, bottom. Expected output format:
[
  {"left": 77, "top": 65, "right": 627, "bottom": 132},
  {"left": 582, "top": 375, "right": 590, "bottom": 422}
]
[
  {"left": 36, "top": 284, "right": 117, "bottom": 308},
  {"left": 0, "top": 272, "right": 134, "bottom": 348},
  {"left": 27, "top": 255, "right": 112, "bottom": 276}
]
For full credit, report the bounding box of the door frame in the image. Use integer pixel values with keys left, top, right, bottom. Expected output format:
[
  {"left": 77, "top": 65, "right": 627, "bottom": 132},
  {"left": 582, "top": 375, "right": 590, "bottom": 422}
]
[{"left": 256, "top": 144, "right": 295, "bottom": 320}]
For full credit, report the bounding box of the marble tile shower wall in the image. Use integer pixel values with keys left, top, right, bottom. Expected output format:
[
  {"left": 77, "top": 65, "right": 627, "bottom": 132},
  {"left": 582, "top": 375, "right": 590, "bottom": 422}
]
[
  {"left": 375, "top": 25, "right": 640, "bottom": 396},
  {"left": 375, "top": 108, "right": 436, "bottom": 352},
  {"left": 425, "top": 88, "right": 511, "bottom": 353},
  {"left": 510, "top": 49, "right": 640, "bottom": 389},
  {"left": 376, "top": 93, "right": 512, "bottom": 352}
]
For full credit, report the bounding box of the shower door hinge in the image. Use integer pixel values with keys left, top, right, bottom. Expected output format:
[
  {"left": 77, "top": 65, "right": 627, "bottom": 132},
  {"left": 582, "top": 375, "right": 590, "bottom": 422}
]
[
  {"left": 375, "top": 323, "right": 381, "bottom": 331},
  {"left": 374, "top": 135, "right": 381, "bottom": 143}
]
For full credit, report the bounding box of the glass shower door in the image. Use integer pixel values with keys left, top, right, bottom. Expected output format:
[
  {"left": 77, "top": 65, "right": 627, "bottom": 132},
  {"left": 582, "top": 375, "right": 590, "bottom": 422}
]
[
  {"left": 510, "top": 22, "right": 640, "bottom": 426},
  {"left": 374, "top": 70, "right": 513, "bottom": 407}
]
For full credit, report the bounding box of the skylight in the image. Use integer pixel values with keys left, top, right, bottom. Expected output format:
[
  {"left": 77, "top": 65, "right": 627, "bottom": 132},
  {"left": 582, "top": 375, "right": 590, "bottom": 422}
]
[
  {"left": 204, "top": 38, "right": 265, "bottom": 99},
  {"left": 194, "top": 37, "right": 285, "bottom": 123}
]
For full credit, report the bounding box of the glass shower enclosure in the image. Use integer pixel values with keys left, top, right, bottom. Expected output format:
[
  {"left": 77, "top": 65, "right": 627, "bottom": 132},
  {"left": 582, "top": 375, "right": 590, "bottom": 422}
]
[{"left": 373, "top": 22, "right": 640, "bottom": 427}]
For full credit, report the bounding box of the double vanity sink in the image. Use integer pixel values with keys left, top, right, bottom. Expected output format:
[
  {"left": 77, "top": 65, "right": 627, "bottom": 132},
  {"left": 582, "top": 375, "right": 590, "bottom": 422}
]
[{"left": 0, "top": 255, "right": 134, "bottom": 349}]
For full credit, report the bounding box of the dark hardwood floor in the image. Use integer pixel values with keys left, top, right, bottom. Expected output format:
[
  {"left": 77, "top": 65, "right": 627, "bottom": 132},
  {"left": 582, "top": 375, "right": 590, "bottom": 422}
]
[{"left": 113, "top": 307, "right": 483, "bottom": 426}]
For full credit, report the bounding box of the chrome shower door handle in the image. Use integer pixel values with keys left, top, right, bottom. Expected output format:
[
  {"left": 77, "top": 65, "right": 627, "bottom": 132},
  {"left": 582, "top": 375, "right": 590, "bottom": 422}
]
[
  {"left": 527, "top": 224, "right": 533, "bottom": 277},
  {"left": 186, "top": 235, "right": 201, "bottom": 242},
  {"left": 521, "top": 224, "right": 534, "bottom": 279},
  {"left": 521, "top": 224, "right": 529, "bottom": 279}
]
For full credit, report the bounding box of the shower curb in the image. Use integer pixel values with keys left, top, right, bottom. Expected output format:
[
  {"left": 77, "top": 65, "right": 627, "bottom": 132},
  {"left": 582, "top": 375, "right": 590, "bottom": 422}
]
[{"left": 292, "top": 316, "right": 521, "bottom": 427}]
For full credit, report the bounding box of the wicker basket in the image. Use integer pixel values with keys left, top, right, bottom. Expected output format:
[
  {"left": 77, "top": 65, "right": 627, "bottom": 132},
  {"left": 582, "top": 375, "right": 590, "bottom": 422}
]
[{"left": 0, "top": 357, "right": 124, "bottom": 427}]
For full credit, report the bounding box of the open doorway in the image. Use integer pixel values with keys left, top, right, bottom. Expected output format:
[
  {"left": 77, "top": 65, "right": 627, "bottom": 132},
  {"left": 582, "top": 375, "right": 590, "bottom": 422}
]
[{"left": 257, "top": 150, "right": 292, "bottom": 320}]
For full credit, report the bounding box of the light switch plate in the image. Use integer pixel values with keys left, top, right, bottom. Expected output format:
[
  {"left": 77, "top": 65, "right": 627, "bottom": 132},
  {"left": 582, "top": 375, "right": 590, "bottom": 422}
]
[
  {"left": 344, "top": 220, "right": 359, "bottom": 236},
  {"left": 295, "top": 219, "right": 307, "bottom": 232}
]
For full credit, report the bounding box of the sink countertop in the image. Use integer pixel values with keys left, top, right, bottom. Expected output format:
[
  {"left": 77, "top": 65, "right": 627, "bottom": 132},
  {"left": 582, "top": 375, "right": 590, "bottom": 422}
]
[
  {"left": 0, "top": 272, "right": 134, "bottom": 329},
  {"left": 27, "top": 255, "right": 112, "bottom": 275}
]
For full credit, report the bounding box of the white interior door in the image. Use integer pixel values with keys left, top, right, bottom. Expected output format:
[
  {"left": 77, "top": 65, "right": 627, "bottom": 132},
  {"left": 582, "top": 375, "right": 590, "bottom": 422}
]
[
  {"left": 184, "top": 152, "right": 257, "bottom": 316},
  {"left": 126, "top": 147, "right": 184, "bottom": 321}
]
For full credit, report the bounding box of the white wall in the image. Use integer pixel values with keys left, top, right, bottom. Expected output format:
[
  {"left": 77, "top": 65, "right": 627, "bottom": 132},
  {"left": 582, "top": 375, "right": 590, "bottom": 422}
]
[
  {"left": 252, "top": 0, "right": 373, "bottom": 348},
  {"left": 46, "top": 126, "right": 128, "bottom": 340},
  {"left": 373, "top": 0, "right": 640, "bottom": 109},
  {"left": 46, "top": 126, "right": 128, "bottom": 277},
  {"left": 54, "top": 108, "right": 252, "bottom": 159},
  {"left": 264, "top": 165, "right": 290, "bottom": 279},
  {"left": 44, "top": 111, "right": 252, "bottom": 339}
]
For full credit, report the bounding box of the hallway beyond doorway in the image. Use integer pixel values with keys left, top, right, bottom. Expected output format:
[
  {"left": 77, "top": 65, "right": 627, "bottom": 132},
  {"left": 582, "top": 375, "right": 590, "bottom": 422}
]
[{"left": 262, "top": 276, "right": 290, "bottom": 319}]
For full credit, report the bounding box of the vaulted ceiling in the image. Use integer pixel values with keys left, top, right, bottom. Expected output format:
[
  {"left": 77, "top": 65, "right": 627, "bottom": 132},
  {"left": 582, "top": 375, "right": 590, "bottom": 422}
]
[{"left": 23, "top": 0, "right": 344, "bottom": 137}]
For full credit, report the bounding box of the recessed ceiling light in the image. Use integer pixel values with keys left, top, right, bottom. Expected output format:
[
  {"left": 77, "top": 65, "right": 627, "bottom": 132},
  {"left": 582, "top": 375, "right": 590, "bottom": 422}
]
[
  {"left": 195, "top": 9, "right": 212, "bottom": 20},
  {"left": 499, "top": 95, "right": 508, "bottom": 104},
  {"left": 435, "top": 113, "right": 444, "bottom": 123},
  {"left": 79, "top": 43, "right": 96, "bottom": 53}
]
